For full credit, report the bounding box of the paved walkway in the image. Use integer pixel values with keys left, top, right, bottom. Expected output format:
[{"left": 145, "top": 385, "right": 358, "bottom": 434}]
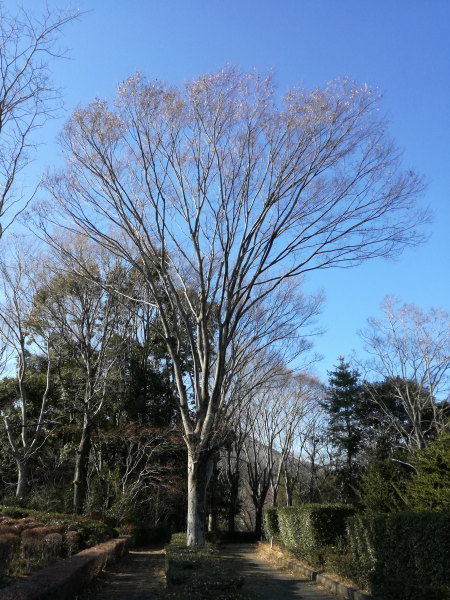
[
  {"left": 220, "top": 544, "right": 338, "bottom": 600},
  {"left": 78, "top": 543, "right": 338, "bottom": 600},
  {"left": 78, "top": 547, "right": 165, "bottom": 600}
]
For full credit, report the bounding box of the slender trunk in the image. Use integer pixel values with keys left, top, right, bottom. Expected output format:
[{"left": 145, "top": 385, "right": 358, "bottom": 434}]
[
  {"left": 227, "top": 473, "right": 239, "bottom": 534},
  {"left": 186, "top": 449, "right": 210, "bottom": 547},
  {"left": 254, "top": 503, "right": 264, "bottom": 539},
  {"left": 272, "top": 484, "right": 278, "bottom": 507},
  {"left": 73, "top": 416, "right": 92, "bottom": 515},
  {"left": 16, "top": 457, "right": 28, "bottom": 499},
  {"left": 207, "top": 461, "right": 218, "bottom": 533},
  {"left": 284, "top": 474, "right": 293, "bottom": 506}
]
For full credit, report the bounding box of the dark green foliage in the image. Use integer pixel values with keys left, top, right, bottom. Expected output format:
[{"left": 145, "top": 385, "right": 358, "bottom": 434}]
[
  {"left": 263, "top": 508, "right": 279, "bottom": 541},
  {"left": 163, "top": 533, "right": 247, "bottom": 599},
  {"left": 277, "top": 504, "right": 355, "bottom": 567},
  {"left": 403, "top": 433, "right": 450, "bottom": 511},
  {"left": 119, "top": 524, "right": 170, "bottom": 546},
  {"left": 322, "top": 358, "right": 363, "bottom": 502},
  {"left": 206, "top": 531, "right": 258, "bottom": 544},
  {"left": 0, "top": 508, "right": 26, "bottom": 519},
  {"left": 356, "top": 456, "right": 407, "bottom": 513},
  {"left": 347, "top": 512, "right": 450, "bottom": 599}
]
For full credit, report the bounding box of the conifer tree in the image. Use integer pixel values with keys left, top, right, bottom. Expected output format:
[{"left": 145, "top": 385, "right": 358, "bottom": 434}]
[{"left": 323, "top": 357, "right": 363, "bottom": 503}]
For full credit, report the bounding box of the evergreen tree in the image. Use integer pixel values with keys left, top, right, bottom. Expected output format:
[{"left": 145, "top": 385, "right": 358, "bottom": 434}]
[{"left": 323, "top": 357, "right": 363, "bottom": 503}]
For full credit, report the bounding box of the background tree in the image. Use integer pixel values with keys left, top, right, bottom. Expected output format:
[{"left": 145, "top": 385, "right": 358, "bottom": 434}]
[
  {"left": 361, "top": 296, "right": 449, "bottom": 452},
  {"left": 322, "top": 357, "right": 363, "bottom": 503},
  {"left": 28, "top": 240, "right": 128, "bottom": 513},
  {"left": 0, "top": 246, "right": 54, "bottom": 499},
  {"left": 39, "top": 69, "right": 425, "bottom": 545}
]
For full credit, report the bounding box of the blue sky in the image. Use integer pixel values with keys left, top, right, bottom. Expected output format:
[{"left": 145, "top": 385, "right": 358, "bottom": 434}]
[{"left": 5, "top": 0, "right": 450, "bottom": 380}]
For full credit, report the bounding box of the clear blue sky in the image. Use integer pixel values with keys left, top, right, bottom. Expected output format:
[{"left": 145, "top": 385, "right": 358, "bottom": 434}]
[{"left": 6, "top": 0, "right": 450, "bottom": 380}]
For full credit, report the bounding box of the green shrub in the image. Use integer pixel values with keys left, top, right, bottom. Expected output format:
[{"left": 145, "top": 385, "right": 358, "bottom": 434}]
[
  {"left": 263, "top": 508, "right": 279, "bottom": 543},
  {"left": 277, "top": 504, "right": 355, "bottom": 567},
  {"left": 206, "top": 531, "right": 258, "bottom": 544},
  {"left": 0, "top": 507, "right": 26, "bottom": 519},
  {"left": 119, "top": 523, "right": 169, "bottom": 546},
  {"left": 403, "top": 433, "right": 450, "bottom": 511},
  {"left": 169, "top": 532, "right": 187, "bottom": 546},
  {"left": 347, "top": 512, "right": 450, "bottom": 599}
]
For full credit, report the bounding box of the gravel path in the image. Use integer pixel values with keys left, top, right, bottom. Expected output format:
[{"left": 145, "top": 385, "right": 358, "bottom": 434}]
[{"left": 220, "top": 543, "right": 339, "bottom": 600}]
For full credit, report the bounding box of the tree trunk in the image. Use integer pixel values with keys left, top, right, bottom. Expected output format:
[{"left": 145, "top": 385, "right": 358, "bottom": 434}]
[
  {"left": 254, "top": 503, "right": 263, "bottom": 539},
  {"left": 16, "top": 457, "right": 28, "bottom": 499},
  {"left": 227, "top": 473, "right": 239, "bottom": 534},
  {"left": 73, "top": 417, "right": 91, "bottom": 515},
  {"left": 207, "top": 461, "right": 218, "bottom": 533},
  {"left": 285, "top": 478, "right": 293, "bottom": 506},
  {"left": 186, "top": 449, "right": 210, "bottom": 547}
]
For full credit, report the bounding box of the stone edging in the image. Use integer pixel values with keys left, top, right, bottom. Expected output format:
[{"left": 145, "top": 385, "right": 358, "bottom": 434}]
[
  {"left": 257, "top": 542, "right": 373, "bottom": 600},
  {"left": 0, "top": 535, "right": 131, "bottom": 600}
]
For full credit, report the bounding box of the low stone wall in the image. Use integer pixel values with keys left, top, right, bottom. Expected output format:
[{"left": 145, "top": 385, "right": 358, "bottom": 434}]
[
  {"left": 0, "top": 536, "right": 130, "bottom": 600},
  {"left": 257, "top": 542, "right": 374, "bottom": 600}
]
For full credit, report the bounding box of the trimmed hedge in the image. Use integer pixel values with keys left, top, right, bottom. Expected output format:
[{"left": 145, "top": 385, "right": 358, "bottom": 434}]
[
  {"left": 277, "top": 504, "right": 355, "bottom": 567},
  {"left": 0, "top": 506, "right": 115, "bottom": 549},
  {"left": 163, "top": 532, "right": 248, "bottom": 599},
  {"left": 347, "top": 512, "right": 450, "bottom": 600},
  {"left": 263, "top": 508, "right": 279, "bottom": 544}
]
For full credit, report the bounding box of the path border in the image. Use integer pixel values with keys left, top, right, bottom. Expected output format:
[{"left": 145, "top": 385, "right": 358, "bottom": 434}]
[{"left": 0, "top": 536, "right": 131, "bottom": 600}]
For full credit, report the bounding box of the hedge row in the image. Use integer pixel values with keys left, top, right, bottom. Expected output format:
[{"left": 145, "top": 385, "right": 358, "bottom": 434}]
[
  {"left": 163, "top": 532, "right": 250, "bottom": 600},
  {"left": 276, "top": 504, "right": 354, "bottom": 567},
  {"left": 0, "top": 506, "right": 116, "bottom": 580},
  {"left": 347, "top": 512, "right": 450, "bottom": 600},
  {"left": 0, "top": 506, "right": 115, "bottom": 548},
  {"left": 263, "top": 504, "right": 450, "bottom": 600}
]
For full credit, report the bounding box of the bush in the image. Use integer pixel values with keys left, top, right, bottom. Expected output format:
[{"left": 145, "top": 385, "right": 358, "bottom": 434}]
[
  {"left": 403, "top": 433, "right": 450, "bottom": 511},
  {"left": 206, "top": 531, "right": 258, "bottom": 544},
  {"left": 263, "top": 508, "right": 279, "bottom": 543},
  {"left": 0, "top": 533, "right": 20, "bottom": 577},
  {"left": 0, "top": 505, "right": 116, "bottom": 578},
  {"left": 347, "top": 511, "right": 450, "bottom": 599},
  {"left": 277, "top": 504, "right": 355, "bottom": 567}
]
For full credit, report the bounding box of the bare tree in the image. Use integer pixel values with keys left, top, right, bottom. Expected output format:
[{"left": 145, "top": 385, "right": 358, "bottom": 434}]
[
  {"left": 0, "top": 244, "right": 53, "bottom": 498},
  {"left": 39, "top": 69, "right": 425, "bottom": 544},
  {"left": 91, "top": 424, "right": 174, "bottom": 522},
  {"left": 29, "top": 239, "right": 127, "bottom": 513},
  {"left": 0, "top": 4, "right": 80, "bottom": 238},
  {"left": 360, "top": 296, "right": 449, "bottom": 453}
]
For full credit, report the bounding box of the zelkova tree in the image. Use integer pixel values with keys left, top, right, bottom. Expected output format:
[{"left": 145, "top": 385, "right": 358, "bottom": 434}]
[{"left": 39, "top": 69, "right": 425, "bottom": 545}]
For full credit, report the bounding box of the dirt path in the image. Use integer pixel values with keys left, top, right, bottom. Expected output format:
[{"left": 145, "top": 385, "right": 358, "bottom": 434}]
[
  {"left": 77, "top": 547, "right": 165, "bottom": 600},
  {"left": 220, "top": 544, "right": 339, "bottom": 600}
]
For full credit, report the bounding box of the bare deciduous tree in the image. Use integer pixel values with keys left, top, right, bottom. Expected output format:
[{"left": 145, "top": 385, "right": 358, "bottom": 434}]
[
  {"left": 360, "top": 296, "right": 449, "bottom": 452},
  {"left": 39, "top": 69, "right": 425, "bottom": 544},
  {"left": 0, "top": 4, "right": 79, "bottom": 237},
  {"left": 0, "top": 245, "right": 53, "bottom": 498},
  {"left": 29, "top": 239, "right": 127, "bottom": 513}
]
